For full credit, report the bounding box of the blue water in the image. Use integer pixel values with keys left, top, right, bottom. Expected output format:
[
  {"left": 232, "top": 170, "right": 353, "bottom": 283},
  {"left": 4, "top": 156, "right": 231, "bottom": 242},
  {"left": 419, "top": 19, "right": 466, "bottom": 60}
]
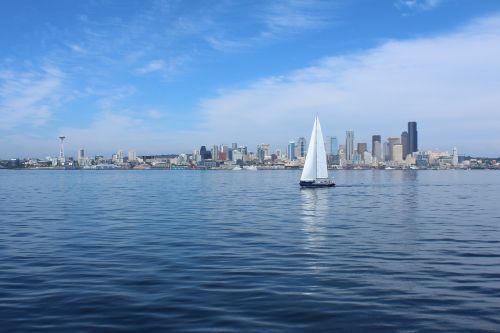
[{"left": 1, "top": 169, "right": 500, "bottom": 332}]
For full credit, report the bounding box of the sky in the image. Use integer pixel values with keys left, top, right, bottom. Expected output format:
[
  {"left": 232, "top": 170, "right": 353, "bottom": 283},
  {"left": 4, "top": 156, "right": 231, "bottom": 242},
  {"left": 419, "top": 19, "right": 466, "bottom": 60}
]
[{"left": 1, "top": 0, "right": 500, "bottom": 158}]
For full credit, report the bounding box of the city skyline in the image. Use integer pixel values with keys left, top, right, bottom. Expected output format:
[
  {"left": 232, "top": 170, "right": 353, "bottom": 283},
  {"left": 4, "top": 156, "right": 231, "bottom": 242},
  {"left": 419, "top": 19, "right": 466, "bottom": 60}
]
[
  {"left": 1, "top": 1, "right": 500, "bottom": 157},
  {"left": 0, "top": 121, "right": 475, "bottom": 160}
]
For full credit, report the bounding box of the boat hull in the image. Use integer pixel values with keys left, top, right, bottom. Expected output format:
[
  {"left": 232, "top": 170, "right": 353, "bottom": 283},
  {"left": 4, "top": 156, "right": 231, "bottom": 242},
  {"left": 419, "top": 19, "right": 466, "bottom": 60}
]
[{"left": 300, "top": 180, "right": 335, "bottom": 188}]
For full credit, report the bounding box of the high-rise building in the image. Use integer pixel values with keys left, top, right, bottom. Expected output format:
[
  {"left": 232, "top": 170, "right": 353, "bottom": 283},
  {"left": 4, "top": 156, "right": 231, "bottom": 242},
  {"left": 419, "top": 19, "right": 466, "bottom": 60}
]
[
  {"left": 372, "top": 135, "right": 382, "bottom": 161},
  {"left": 338, "top": 144, "right": 346, "bottom": 165},
  {"left": 408, "top": 121, "right": 418, "bottom": 154},
  {"left": 78, "top": 148, "right": 85, "bottom": 160},
  {"left": 383, "top": 141, "right": 390, "bottom": 161},
  {"left": 232, "top": 143, "right": 238, "bottom": 150},
  {"left": 452, "top": 147, "right": 458, "bottom": 166},
  {"left": 238, "top": 146, "right": 247, "bottom": 156},
  {"left": 288, "top": 141, "right": 296, "bottom": 161},
  {"left": 77, "top": 148, "right": 85, "bottom": 166},
  {"left": 326, "top": 136, "right": 339, "bottom": 156},
  {"left": 401, "top": 131, "right": 409, "bottom": 160},
  {"left": 128, "top": 150, "right": 136, "bottom": 162},
  {"left": 117, "top": 150, "right": 124, "bottom": 163},
  {"left": 357, "top": 143, "right": 367, "bottom": 157},
  {"left": 296, "top": 137, "right": 306, "bottom": 158},
  {"left": 392, "top": 144, "right": 403, "bottom": 162},
  {"left": 232, "top": 149, "right": 243, "bottom": 162},
  {"left": 275, "top": 149, "right": 282, "bottom": 159},
  {"left": 257, "top": 145, "right": 265, "bottom": 162},
  {"left": 331, "top": 136, "right": 338, "bottom": 155},
  {"left": 200, "top": 146, "right": 208, "bottom": 160},
  {"left": 386, "top": 137, "right": 401, "bottom": 161},
  {"left": 345, "top": 130, "right": 354, "bottom": 162},
  {"left": 212, "top": 145, "right": 219, "bottom": 161},
  {"left": 261, "top": 143, "right": 270, "bottom": 157}
]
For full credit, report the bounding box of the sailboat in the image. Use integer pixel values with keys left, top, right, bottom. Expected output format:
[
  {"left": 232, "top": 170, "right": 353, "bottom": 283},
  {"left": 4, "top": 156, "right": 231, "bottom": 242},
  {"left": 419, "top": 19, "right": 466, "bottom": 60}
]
[{"left": 300, "top": 115, "right": 335, "bottom": 188}]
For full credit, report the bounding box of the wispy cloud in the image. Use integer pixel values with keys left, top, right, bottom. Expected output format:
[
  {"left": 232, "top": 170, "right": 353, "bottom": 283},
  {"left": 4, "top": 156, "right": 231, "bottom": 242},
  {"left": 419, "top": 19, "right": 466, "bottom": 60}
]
[
  {"left": 205, "top": 0, "right": 337, "bottom": 51},
  {"left": 395, "top": 0, "right": 444, "bottom": 12},
  {"left": 0, "top": 67, "right": 64, "bottom": 129},
  {"left": 263, "top": 0, "right": 333, "bottom": 34},
  {"left": 136, "top": 60, "right": 165, "bottom": 74}
]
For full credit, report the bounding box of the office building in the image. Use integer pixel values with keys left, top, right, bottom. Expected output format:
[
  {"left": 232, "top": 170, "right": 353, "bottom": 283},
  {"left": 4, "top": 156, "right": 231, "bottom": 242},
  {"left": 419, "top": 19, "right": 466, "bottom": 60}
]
[
  {"left": 357, "top": 143, "right": 367, "bottom": 157},
  {"left": 128, "top": 150, "right": 137, "bottom": 162},
  {"left": 408, "top": 121, "right": 418, "bottom": 153},
  {"left": 256, "top": 145, "right": 264, "bottom": 162},
  {"left": 401, "top": 131, "right": 409, "bottom": 160},
  {"left": 346, "top": 130, "right": 354, "bottom": 162},
  {"left": 288, "top": 141, "right": 296, "bottom": 161},
  {"left": 386, "top": 137, "right": 401, "bottom": 161},
  {"left": 372, "top": 135, "right": 381, "bottom": 161},
  {"left": 211, "top": 145, "right": 219, "bottom": 161},
  {"left": 296, "top": 137, "right": 306, "bottom": 158},
  {"left": 392, "top": 144, "right": 403, "bottom": 162}
]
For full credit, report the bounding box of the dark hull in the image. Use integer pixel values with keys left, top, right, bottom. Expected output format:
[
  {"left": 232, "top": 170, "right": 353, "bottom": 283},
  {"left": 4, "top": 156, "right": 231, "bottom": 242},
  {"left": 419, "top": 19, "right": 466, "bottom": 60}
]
[{"left": 300, "top": 180, "right": 335, "bottom": 188}]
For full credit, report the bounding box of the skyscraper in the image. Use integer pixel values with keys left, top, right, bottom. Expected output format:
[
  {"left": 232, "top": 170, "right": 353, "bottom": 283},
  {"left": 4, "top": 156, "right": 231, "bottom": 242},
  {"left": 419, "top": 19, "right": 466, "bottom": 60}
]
[
  {"left": 296, "top": 137, "right": 306, "bottom": 158},
  {"left": 372, "top": 135, "right": 381, "bottom": 161},
  {"left": 387, "top": 137, "right": 401, "bottom": 161},
  {"left": 345, "top": 130, "right": 354, "bottom": 162},
  {"left": 331, "top": 136, "right": 338, "bottom": 155},
  {"left": 128, "top": 150, "right": 136, "bottom": 162},
  {"left": 408, "top": 121, "right": 418, "bottom": 154},
  {"left": 401, "top": 131, "right": 409, "bottom": 160},
  {"left": 288, "top": 141, "right": 296, "bottom": 161},
  {"left": 392, "top": 144, "right": 403, "bottom": 162},
  {"left": 212, "top": 145, "right": 219, "bottom": 161},
  {"left": 257, "top": 145, "right": 265, "bottom": 162},
  {"left": 357, "top": 143, "right": 367, "bottom": 156}
]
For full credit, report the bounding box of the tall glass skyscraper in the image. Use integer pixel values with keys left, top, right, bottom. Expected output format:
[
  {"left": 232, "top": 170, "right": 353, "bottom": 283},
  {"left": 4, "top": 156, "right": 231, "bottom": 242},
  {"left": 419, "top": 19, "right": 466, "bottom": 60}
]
[
  {"left": 408, "top": 121, "right": 418, "bottom": 154},
  {"left": 288, "top": 141, "right": 296, "bottom": 161},
  {"left": 327, "top": 136, "right": 338, "bottom": 155},
  {"left": 346, "top": 130, "right": 354, "bottom": 162}
]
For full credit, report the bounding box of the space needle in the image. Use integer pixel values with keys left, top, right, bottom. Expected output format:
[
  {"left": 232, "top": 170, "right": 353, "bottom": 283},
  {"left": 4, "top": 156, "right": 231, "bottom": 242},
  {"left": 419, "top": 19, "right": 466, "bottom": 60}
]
[{"left": 59, "top": 136, "right": 66, "bottom": 165}]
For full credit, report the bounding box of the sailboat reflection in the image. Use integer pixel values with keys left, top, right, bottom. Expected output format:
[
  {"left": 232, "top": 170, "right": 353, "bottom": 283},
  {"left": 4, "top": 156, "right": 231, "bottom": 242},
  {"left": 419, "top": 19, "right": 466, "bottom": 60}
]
[{"left": 300, "top": 188, "right": 331, "bottom": 261}]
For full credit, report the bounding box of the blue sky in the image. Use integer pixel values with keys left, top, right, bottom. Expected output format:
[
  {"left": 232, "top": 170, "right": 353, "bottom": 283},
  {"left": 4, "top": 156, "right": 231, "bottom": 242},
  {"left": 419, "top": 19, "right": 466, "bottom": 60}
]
[{"left": 1, "top": 0, "right": 500, "bottom": 158}]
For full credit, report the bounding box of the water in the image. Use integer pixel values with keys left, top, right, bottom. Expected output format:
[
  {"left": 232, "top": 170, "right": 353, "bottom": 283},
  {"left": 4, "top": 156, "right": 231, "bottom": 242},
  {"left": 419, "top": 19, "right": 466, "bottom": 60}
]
[{"left": 1, "top": 169, "right": 499, "bottom": 332}]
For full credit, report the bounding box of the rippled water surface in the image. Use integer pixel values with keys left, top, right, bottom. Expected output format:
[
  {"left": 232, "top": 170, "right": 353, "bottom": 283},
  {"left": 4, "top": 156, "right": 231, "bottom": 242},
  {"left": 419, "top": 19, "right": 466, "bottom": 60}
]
[{"left": 1, "top": 169, "right": 500, "bottom": 332}]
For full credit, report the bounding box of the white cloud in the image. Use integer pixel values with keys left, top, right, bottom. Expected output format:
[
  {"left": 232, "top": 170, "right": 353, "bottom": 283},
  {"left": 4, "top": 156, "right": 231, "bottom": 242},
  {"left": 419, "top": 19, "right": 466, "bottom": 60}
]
[
  {"left": 136, "top": 59, "right": 165, "bottom": 74},
  {"left": 395, "top": 0, "right": 443, "bottom": 12},
  {"left": 0, "top": 67, "right": 64, "bottom": 129},
  {"left": 193, "top": 14, "right": 500, "bottom": 155}
]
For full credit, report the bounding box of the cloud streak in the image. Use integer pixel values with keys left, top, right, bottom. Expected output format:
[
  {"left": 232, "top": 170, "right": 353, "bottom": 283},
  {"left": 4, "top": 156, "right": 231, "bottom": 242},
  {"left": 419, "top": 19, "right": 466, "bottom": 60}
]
[{"left": 0, "top": 67, "right": 64, "bottom": 129}]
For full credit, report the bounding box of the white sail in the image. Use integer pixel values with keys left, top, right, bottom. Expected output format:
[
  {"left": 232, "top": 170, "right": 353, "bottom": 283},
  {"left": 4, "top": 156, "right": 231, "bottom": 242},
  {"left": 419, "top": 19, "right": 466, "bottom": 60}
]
[
  {"left": 300, "top": 115, "right": 329, "bottom": 181},
  {"left": 315, "top": 117, "right": 329, "bottom": 179},
  {"left": 300, "top": 117, "right": 318, "bottom": 181}
]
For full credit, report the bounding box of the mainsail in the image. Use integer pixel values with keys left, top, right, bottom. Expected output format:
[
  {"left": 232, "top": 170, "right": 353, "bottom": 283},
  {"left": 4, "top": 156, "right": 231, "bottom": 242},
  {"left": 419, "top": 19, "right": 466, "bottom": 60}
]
[{"left": 300, "top": 115, "right": 329, "bottom": 181}]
